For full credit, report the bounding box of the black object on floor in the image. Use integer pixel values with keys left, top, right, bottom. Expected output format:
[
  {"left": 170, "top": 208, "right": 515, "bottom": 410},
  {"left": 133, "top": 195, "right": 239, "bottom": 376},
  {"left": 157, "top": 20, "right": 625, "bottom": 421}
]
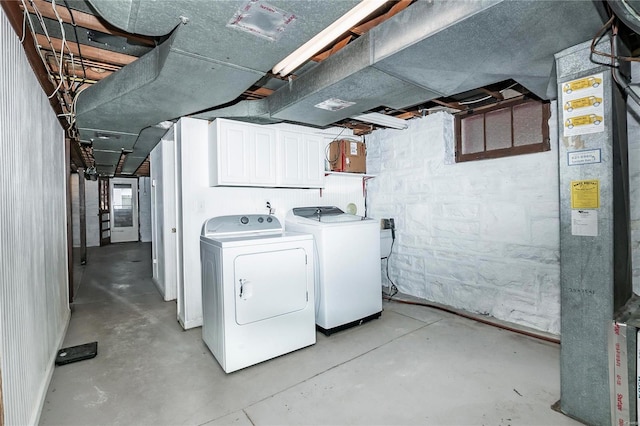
[{"left": 55, "top": 342, "right": 98, "bottom": 366}]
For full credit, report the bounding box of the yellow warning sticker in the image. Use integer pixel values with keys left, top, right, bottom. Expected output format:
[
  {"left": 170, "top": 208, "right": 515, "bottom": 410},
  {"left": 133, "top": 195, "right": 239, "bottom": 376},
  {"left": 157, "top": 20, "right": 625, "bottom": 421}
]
[{"left": 571, "top": 180, "right": 600, "bottom": 209}]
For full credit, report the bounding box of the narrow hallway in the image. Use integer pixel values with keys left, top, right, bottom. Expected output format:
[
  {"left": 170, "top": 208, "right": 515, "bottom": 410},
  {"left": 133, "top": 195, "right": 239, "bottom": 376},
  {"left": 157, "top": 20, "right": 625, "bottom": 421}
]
[{"left": 41, "top": 243, "right": 578, "bottom": 425}]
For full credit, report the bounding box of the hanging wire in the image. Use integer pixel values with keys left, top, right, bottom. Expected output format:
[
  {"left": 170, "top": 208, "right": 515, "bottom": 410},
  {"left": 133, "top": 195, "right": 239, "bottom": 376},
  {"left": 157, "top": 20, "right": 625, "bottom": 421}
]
[
  {"left": 50, "top": 0, "right": 73, "bottom": 97},
  {"left": 19, "top": 8, "right": 27, "bottom": 43},
  {"left": 62, "top": 0, "right": 87, "bottom": 87},
  {"left": 24, "top": 0, "right": 66, "bottom": 98},
  {"left": 590, "top": 14, "right": 640, "bottom": 63},
  {"left": 383, "top": 235, "right": 398, "bottom": 299},
  {"left": 21, "top": 0, "right": 84, "bottom": 131}
]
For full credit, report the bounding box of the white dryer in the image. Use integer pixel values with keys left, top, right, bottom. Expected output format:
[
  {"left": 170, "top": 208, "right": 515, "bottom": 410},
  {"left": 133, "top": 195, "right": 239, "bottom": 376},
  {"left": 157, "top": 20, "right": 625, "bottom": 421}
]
[
  {"left": 200, "top": 214, "right": 315, "bottom": 373},
  {"left": 286, "top": 206, "right": 382, "bottom": 335}
]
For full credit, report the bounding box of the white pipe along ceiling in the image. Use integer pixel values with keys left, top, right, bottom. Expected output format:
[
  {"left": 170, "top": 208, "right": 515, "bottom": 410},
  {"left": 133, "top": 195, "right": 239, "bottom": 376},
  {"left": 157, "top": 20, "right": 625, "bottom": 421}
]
[{"left": 74, "top": 0, "right": 608, "bottom": 176}]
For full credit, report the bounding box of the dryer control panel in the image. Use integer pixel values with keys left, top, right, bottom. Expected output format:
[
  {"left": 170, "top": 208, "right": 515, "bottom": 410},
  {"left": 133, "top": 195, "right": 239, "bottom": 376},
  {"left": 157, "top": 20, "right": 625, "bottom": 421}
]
[{"left": 202, "top": 214, "right": 281, "bottom": 237}]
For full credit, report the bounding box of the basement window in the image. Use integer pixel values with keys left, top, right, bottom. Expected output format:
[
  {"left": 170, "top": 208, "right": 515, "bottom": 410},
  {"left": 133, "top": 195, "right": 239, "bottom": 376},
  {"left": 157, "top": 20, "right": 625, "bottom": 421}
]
[{"left": 454, "top": 99, "right": 551, "bottom": 162}]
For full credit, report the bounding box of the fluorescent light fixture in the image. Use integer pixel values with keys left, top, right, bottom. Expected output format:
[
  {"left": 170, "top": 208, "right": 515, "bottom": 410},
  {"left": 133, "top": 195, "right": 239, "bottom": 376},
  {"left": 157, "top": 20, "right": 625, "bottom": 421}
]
[
  {"left": 272, "top": 0, "right": 387, "bottom": 77},
  {"left": 352, "top": 112, "right": 408, "bottom": 130}
]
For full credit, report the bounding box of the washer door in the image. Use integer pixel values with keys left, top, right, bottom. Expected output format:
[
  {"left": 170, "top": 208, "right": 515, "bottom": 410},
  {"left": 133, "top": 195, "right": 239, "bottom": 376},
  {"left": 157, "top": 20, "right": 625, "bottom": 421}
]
[{"left": 234, "top": 248, "right": 309, "bottom": 325}]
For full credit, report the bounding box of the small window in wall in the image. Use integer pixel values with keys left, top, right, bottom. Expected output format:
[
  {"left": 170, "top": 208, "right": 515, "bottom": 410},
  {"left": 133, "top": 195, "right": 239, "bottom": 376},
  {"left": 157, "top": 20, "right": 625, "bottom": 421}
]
[{"left": 454, "top": 99, "right": 551, "bottom": 162}]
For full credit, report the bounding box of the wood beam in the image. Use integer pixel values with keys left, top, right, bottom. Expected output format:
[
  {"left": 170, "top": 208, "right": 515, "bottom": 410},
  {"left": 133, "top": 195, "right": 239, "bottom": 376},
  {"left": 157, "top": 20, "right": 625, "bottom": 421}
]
[
  {"left": 351, "top": 0, "right": 413, "bottom": 35},
  {"left": 312, "top": 35, "right": 352, "bottom": 62},
  {"left": 35, "top": 33, "right": 137, "bottom": 66},
  {"left": 47, "top": 57, "right": 114, "bottom": 82},
  {"left": 431, "top": 99, "right": 466, "bottom": 110},
  {"left": 479, "top": 87, "right": 504, "bottom": 101},
  {"left": 114, "top": 152, "right": 125, "bottom": 175},
  {"left": 242, "top": 86, "right": 274, "bottom": 98},
  {"left": 70, "top": 138, "right": 86, "bottom": 169},
  {"left": 132, "top": 156, "right": 150, "bottom": 177},
  {"left": 394, "top": 111, "right": 420, "bottom": 119},
  {"left": 23, "top": 0, "right": 155, "bottom": 46},
  {"left": 80, "top": 58, "right": 120, "bottom": 72}
]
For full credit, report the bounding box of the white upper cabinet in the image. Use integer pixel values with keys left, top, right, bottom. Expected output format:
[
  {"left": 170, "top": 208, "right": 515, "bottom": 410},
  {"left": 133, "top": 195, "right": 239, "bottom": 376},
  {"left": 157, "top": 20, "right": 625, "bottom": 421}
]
[
  {"left": 209, "top": 119, "right": 325, "bottom": 188},
  {"left": 251, "top": 126, "right": 278, "bottom": 184},
  {"left": 278, "top": 130, "right": 324, "bottom": 188},
  {"left": 209, "top": 119, "right": 276, "bottom": 187}
]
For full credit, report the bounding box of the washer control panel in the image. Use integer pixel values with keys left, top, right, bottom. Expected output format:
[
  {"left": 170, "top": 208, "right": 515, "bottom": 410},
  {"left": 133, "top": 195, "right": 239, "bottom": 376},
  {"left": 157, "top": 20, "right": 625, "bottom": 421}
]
[{"left": 202, "top": 214, "right": 281, "bottom": 236}]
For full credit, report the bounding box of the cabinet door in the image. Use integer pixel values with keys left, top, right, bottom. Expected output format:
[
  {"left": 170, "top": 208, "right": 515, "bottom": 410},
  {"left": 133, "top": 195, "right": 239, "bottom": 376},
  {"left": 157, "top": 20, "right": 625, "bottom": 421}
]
[
  {"left": 217, "top": 120, "right": 251, "bottom": 184},
  {"left": 277, "top": 130, "right": 324, "bottom": 187},
  {"left": 301, "top": 134, "right": 324, "bottom": 187},
  {"left": 279, "top": 130, "right": 303, "bottom": 185},
  {"left": 250, "top": 127, "right": 277, "bottom": 185}
]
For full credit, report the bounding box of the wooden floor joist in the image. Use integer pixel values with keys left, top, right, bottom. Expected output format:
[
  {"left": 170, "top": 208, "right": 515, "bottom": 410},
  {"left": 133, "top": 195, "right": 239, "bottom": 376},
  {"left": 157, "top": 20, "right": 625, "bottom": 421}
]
[
  {"left": 22, "top": 0, "right": 155, "bottom": 46},
  {"left": 35, "top": 34, "right": 137, "bottom": 66}
]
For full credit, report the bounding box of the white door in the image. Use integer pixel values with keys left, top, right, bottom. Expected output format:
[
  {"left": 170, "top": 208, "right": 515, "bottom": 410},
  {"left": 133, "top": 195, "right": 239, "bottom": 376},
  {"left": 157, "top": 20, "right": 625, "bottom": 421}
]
[{"left": 110, "top": 177, "right": 139, "bottom": 243}]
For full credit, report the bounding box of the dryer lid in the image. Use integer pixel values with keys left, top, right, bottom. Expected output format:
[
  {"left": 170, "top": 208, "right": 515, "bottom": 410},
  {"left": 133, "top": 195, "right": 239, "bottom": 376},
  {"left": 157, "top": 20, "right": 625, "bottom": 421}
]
[
  {"left": 290, "top": 206, "right": 365, "bottom": 223},
  {"left": 292, "top": 206, "right": 344, "bottom": 218}
]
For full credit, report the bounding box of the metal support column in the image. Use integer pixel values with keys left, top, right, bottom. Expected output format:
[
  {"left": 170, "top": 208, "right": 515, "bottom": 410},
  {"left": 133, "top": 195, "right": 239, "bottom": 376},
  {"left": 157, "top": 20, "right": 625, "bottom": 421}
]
[
  {"left": 65, "top": 138, "right": 74, "bottom": 302},
  {"left": 555, "top": 39, "right": 632, "bottom": 425},
  {"left": 79, "top": 168, "right": 87, "bottom": 265}
]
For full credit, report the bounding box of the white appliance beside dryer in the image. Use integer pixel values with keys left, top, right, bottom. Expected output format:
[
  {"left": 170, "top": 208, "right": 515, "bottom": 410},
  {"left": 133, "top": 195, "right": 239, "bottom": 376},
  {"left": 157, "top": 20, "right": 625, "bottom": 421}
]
[
  {"left": 200, "top": 214, "right": 315, "bottom": 373},
  {"left": 286, "top": 206, "right": 382, "bottom": 335}
]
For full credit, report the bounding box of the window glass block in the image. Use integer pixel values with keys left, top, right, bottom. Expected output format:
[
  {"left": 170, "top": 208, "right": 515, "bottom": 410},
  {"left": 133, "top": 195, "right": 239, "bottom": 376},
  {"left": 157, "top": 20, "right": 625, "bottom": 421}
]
[
  {"left": 513, "top": 102, "right": 542, "bottom": 146},
  {"left": 485, "top": 107, "right": 512, "bottom": 150},
  {"left": 461, "top": 115, "right": 484, "bottom": 154}
]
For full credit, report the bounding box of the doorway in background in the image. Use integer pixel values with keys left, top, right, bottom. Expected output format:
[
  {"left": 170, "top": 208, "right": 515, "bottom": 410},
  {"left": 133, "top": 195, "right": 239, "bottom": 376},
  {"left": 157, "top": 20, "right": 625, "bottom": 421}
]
[
  {"left": 99, "top": 177, "right": 111, "bottom": 246},
  {"left": 110, "top": 177, "right": 139, "bottom": 243}
]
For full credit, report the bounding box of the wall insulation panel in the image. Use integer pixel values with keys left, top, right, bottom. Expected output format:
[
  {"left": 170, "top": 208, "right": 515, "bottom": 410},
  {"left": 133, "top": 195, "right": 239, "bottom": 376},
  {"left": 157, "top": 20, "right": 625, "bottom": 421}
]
[{"left": 0, "top": 9, "right": 70, "bottom": 425}]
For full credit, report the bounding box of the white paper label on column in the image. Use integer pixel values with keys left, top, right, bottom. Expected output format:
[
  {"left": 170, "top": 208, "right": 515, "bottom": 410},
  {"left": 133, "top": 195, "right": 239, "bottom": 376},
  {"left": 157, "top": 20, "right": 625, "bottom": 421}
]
[
  {"left": 571, "top": 209, "right": 598, "bottom": 236},
  {"left": 562, "top": 72, "right": 605, "bottom": 137},
  {"left": 567, "top": 148, "right": 602, "bottom": 166},
  {"left": 350, "top": 142, "right": 358, "bottom": 155}
]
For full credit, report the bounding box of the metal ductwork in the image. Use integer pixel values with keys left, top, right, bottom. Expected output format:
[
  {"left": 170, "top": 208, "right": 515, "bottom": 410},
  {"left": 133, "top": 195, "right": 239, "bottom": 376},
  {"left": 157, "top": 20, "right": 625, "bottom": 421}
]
[
  {"left": 77, "top": 0, "right": 607, "bottom": 175},
  {"left": 199, "top": 0, "right": 607, "bottom": 127},
  {"left": 608, "top": 0, "right": 640, "bottom": 35},
  {"left": 75, "top": 0, "right": 360, "bottom": 175},
  {"left": 262, "top": 0, "right": 607, "bottom": 126},
  {"left": 190, "top": 98, "right": 283, "bottom": 125}
]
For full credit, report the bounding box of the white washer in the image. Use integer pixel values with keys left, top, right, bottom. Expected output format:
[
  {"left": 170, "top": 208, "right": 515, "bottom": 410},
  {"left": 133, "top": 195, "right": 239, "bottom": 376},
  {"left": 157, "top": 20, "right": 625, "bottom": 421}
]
[
  {"left": 286, "top": 206, "right": 382, "bottom": 335},
  {"left": 200, "top": 214, "right": 315, "bottom": 373}
]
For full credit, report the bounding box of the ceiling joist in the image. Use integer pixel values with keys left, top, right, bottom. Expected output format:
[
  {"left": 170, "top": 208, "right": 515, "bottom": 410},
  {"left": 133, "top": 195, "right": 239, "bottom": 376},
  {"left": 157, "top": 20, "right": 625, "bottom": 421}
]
[
  {"left": 312, "top": 35, "right": 353, "bottom": 62},
  {"left": 35, "top": 33, "right": 136, "bottom": 66},
  {"left": 431, "top": 99, "right": 466, "bottom": 110},
  {"left": 478, "top": 87, "right": 505, "bottom": 100},
  {"left": 351, "top": 0, "right": 413, "bottom": 35},
  {"left": 21, "top": 0, "right": 155, "bottom": 47}
]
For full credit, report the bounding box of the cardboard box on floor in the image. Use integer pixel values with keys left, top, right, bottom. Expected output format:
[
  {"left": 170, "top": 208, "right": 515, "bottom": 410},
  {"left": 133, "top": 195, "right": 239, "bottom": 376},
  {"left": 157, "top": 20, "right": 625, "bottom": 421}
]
[{"left": 328, "top": 140, "right": 366, "bottom": 173}]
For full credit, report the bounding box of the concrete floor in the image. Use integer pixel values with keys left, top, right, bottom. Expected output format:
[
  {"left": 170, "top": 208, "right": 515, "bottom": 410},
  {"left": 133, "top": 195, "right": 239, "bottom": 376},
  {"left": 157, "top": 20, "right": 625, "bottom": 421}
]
[{"left": 40, "top": 242, "right": 579, "bottom": 425}]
